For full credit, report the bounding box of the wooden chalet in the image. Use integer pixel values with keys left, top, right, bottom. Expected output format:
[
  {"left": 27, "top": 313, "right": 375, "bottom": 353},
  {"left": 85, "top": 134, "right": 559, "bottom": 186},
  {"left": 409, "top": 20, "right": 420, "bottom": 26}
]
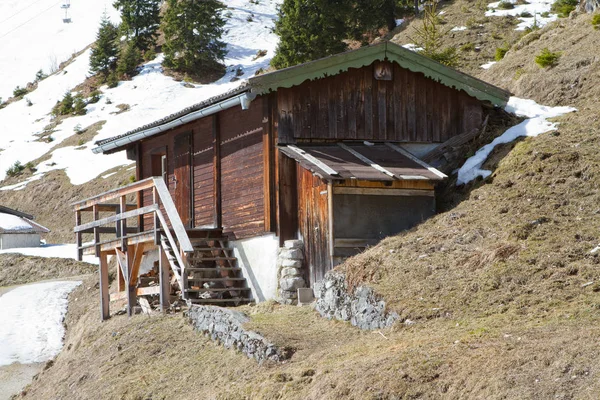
[{"left": 74, "top": 42, "right": 510, "bottom": 319}]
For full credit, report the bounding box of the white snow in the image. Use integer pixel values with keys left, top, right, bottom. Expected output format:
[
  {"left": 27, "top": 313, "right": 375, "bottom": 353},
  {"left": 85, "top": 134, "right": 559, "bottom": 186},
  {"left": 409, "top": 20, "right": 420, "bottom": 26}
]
[
  {"left": 591, "top": 245, "right": 600, "bottom": 254},
  {"left": 0, "top": 244, "right": 99, "bottom": 265},
  {"left": 402, "top": 43, "right": 424, "bottom": 52},
  {"left": 0, "top": 213, "right": 32, "bottom": 231},
  {"left": 0, "top": 0, "right": 120, "bottom": 101},
  {"left": 486, "top": 0, "right": 558, "bottom": 30},
  {"left": 451, "top": 26, "right": 468, "bottom": 31},
  {"left": 457, "top": 97, "right": 576, "bottom": 185},
  {"left": 0, "top": 0, "right": 281, "bottom": 190},
  {"left": 0, "top": 280, "right": 81, "bottom": 366},
  {"left": 481, "top": 61, "right": 497, "bottom": 69}
]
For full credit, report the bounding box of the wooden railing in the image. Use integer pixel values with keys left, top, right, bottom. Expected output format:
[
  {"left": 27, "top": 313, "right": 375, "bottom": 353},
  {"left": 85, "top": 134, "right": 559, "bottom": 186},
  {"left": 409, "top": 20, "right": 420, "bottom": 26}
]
[{"left": 73, "top": 177, "right": 194, "bottom": 291}]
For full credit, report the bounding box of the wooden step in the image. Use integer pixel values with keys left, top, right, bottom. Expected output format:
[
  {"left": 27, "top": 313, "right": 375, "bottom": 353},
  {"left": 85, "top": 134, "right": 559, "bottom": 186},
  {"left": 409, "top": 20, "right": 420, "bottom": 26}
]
[
  {"left": 187, "top": 298, "right": 252, "bottom": 304},
  {"left": 185, "top": 287, "right": 251, "bottom": 293},
  {"left": 185, "top": 267, "right": 241, "bottom": 272},
  {"left": 187, "top": 277, "right": 246, "bottom": 282},
  {"left": 192, "top": 247, "right": 233, "bottom": 252}
]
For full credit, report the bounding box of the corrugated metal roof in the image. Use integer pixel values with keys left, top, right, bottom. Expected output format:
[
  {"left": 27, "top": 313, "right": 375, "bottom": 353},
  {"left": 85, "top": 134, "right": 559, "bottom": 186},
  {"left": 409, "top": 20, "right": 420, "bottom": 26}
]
[{"left": 279, "top": 142, "right": 445, "bottom": 182}]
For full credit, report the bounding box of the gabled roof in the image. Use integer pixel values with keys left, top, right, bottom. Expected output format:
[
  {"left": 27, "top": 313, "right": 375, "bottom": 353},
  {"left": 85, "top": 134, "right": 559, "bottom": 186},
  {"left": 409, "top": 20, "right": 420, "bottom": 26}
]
[
  {"left": 0, "top": 212, "right": 50, "bottom": 234},
  {"left": 250, "top": 41, "right": 511, "bottom": 106},
  {"left": 93, "top": 41, "right": 510, "bottom": 154},
  {"left": 0, "top": 205, "right": 34, "bottom": 220}
]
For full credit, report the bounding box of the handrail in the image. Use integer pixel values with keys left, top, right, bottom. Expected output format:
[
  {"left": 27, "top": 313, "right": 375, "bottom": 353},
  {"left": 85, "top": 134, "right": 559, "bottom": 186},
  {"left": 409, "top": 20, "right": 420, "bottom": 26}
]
[
  {"left": 73, "top": 177, "right": 194, "bottom": 297},
  {"left": 151, "top": 177, "right": 194, "bottom": 253},
  {"left": 72, "top": 177, "right": 156, "bottom": 211}
]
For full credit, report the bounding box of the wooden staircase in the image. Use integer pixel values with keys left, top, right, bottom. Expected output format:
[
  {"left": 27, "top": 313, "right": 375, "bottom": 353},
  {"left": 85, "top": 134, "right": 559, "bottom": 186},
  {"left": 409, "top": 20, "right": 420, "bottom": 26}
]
[{"left": 161, "top": 228, "right": 252, "bottom": 306}]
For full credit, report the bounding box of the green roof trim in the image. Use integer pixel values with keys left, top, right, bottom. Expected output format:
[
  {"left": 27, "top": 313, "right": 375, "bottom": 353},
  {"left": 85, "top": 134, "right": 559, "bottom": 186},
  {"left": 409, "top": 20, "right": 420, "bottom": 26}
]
[{"left": 249, "top": 42, "right": 511, "bottom": 107}]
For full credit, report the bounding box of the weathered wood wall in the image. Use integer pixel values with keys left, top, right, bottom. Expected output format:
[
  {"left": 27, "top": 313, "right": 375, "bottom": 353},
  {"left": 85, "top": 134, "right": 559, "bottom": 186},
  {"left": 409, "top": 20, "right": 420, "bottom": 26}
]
[
  {"left": 192, "top": 118, "right": 215, "bottom": 228},
  {"left": 296, "top": 166, "right": 331, "bottom": 285},
  {"left": 137, "top": 100, "right": 269, "bottom": 240},
  {"left": 277, "top": 61, "right": 483, "bottom": 144},
  {"left": 219, "top": 103, "right": 266, "bottom": 239}
]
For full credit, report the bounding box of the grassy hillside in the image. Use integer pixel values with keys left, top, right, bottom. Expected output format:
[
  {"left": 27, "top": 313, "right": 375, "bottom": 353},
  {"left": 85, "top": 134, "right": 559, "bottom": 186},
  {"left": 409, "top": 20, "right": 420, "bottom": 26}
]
[{"left": 12, "top": 3, "right": 600, "bottom": 400}]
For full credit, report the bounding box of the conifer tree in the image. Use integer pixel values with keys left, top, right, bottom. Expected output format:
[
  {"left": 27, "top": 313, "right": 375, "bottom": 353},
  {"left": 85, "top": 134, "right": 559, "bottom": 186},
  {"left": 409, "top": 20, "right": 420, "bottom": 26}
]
[
  {"left": 113, "top": 0, "right": 161, "bottom": 51},
  {"left": 271, "top": 0, "right": 349, "bottom": 69},
  {"left": 348, "top": 0, "right": 397, "bottom": 41},
  {"left": 117, "top": 41, "right": 143, "bottom": 78},
  {"left": 162, "top": 0, "right": 227, "bottom": 75},
  {"left": 89, "top": 13, "right": 119, "bottom": 79}
]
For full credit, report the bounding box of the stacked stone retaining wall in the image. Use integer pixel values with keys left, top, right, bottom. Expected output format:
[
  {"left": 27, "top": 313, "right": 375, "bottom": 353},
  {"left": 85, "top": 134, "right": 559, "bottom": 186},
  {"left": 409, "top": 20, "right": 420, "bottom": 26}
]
[
  {"left": 187, "top": 305, "right": 290, "bottom": 363},
  {"left": 314, "top": 270, "right": 399, "bottom": 330}
]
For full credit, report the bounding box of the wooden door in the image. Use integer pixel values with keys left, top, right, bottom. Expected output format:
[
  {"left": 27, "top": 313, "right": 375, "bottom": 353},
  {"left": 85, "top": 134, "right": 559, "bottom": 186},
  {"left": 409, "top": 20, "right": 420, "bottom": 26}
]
[{"left": 173, "top": 132, "right": 192, "bottom": 228}]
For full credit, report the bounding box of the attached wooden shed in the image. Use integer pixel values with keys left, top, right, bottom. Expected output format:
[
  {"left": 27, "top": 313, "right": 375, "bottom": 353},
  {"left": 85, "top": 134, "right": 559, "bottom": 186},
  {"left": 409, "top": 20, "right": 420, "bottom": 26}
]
[{"left": 82, "top": 41, "right": 510, "bottom": 315}]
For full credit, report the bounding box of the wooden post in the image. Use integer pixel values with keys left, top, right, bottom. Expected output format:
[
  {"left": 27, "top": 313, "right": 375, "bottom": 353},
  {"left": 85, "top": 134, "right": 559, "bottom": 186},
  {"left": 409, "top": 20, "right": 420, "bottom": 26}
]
[
  {"left": 159, "top": 246, "right": 170, "bottom": 312},
  {"left": 153, "top": 186, "right": 160, "bottom": 245},
  {"left": 93, "top": 204, "right": 100, "bottom": 257},
  {"left": 116, "top": 249, "right": 125, "bottom": 292},
  {"left": 99, "top": 252, "right": 110, "bottom": 320},
  {"left": 75, "top": 210, "right": 82, "bottom": 261},
  {"left": 126, "top": 246, "right": 136, "bottom": 317},
  {"left": 120, "top": 195, "right": 127, "bottom": 252}
]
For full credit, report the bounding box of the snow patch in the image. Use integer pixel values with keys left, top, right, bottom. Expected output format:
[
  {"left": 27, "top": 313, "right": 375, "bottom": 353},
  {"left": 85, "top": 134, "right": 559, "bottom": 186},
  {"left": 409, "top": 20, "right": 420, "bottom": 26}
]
[
  {"left": 486, "top": 0, "right": 558, "bottom": 30},
  {"left": 457, "top": 97, "right": 576, "bottom": 185},
  {"left": 0, "top": 281, "right": 81, "bottom": 367},
  {"left": 402, "top": 43, "right": 424, "bottom": 52},
  {"left": 481, "top": 61, "right": 497, "bottom": 69},
  {"left": 591, "top": 245, "right": 600, "bottom": 254},
  {"left": 451, "top": 26, "right": 468, "bottom": 31}
]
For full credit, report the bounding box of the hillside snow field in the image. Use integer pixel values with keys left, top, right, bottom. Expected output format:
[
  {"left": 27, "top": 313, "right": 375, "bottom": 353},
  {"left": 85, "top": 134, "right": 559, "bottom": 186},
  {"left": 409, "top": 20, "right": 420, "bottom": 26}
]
[{"left": 0, "top": 0, "right": 281, "bottom": 188}]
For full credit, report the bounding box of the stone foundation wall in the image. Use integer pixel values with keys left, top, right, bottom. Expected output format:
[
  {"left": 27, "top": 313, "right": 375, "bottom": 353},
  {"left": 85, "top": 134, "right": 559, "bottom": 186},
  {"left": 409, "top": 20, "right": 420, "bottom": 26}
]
[
  {"left": 277, "top": 240, "right": 306, "bottom": 305},
  {"left": 314, "top": 270, "right": 399, "bottom": 330},
  {"left": 187, "top": 305, "right": 290, "bottom": 364}
]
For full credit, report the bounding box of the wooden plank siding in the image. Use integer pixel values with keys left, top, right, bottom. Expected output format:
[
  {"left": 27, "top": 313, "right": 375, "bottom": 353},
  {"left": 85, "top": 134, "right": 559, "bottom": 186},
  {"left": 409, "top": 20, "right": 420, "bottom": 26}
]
[
  {"left": 219, "top": 102, "right": 266, "bottom": 239},
  {"left": 296, "top": 166, "right": 331, "bottom": 285},
  {"left": 136, "top": 100, "right": 269, "bottom": 240},
  {"left": 276, "top": 61, "right": 483, "bottom": 144},
  {"left": 192, "top": 118, "right": 214, "bottom": 228}
]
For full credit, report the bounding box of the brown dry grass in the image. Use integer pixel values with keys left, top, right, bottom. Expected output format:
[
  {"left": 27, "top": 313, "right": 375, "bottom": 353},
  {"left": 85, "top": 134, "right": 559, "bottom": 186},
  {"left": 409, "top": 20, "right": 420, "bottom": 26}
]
[
  {"left": 0, "top": 254, "right": 95, "bottom": 287},
  {"left": 7, "top": 3, "right": 600, "bottom": 400}
]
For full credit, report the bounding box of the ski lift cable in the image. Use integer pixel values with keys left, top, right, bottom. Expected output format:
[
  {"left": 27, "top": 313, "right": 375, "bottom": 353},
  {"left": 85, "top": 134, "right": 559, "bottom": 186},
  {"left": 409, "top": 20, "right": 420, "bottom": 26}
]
[
  {"left": 0, "top": 0, "right": 65, "bottom": 41},
  {"left": 0, "top": 0, "right": 50, "bottom": 25}
]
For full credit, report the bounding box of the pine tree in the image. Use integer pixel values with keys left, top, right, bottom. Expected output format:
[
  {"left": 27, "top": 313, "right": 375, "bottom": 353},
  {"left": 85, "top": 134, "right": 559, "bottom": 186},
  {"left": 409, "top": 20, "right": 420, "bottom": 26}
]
[
  {"left": 348, "top": 0, "right": 397, "bottom": 41},
  {"left": 113, "top": 0, "right": 161, "bottom": 51},
  {"left": 162, "top": 0, "right": 227, "bottom": 76},
  {"left": 89, "top": 13, "right": 119, "bottom": 79},
  {"left": 271, "top": 0, "right": 350, "bottom": 69},
  {"left": 117, "top": 41, "right": 143, "bottom": 78}
]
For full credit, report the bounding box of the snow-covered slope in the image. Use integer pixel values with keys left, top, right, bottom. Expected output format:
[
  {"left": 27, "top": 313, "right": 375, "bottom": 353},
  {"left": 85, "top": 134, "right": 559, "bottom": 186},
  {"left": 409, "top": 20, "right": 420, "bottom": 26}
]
[
  {"left": 0, "top": 0, "right": 281, "bottom": 189},
  {"left": 0, "top": 0, "right": 119, "bottom": 101},
  {"left": 0, "top": 281, "right": 81, "bottom": 366}
]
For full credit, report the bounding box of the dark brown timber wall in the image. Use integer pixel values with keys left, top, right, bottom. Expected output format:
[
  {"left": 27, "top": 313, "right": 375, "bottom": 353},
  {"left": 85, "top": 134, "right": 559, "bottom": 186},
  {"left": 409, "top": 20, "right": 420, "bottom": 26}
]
[
  {"left": 277, "top": 61, "right": 483, "bottom": 144},
  {"left": 219, "top": 102, "right": 266, "bottom": 239},
  {"left": 297, "top": 166, "right": 331, "bottom": 285},
  {"left": 137, "top": 100, "right": 267, "bottom": 240}
]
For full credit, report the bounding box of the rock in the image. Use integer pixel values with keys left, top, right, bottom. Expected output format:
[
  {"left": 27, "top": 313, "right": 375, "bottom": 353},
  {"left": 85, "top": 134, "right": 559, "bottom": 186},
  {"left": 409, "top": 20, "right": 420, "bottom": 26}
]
[
  {"left": 284, "top": 240, "right": 304, "bottom": 249},
  {"left": 280, "top": 276, "right": 306, "bottom": 291},
  {"left": 314, "top": 270, "right": 398, "bottom": 330},
  {"left": 279, "top": 248, "right": 304, "bottom": 260},
  {"left": 280, "top": 267, "right": 301, "bottom": 278},
  {"left": 187, "top": 305, "right": 291, "bottom": 363},
  {"left": 281, "top": 259, "right": 302, "bottom": 269}
]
